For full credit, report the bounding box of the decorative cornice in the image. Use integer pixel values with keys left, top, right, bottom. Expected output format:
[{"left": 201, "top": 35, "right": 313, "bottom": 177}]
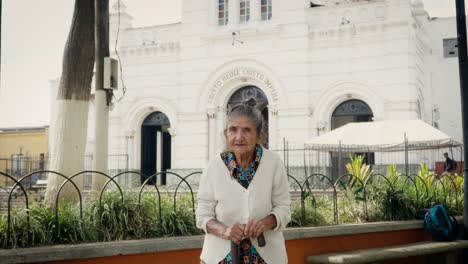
[
  {"left": 207, "top": 112, "right": 217, "bottom": 119},
  {"left": 203, "top": 22, "right": 280, "bottom": 42},
  {"left": 167, "top": 128, "right": 176, "bottom": 137},
  {"left": 306, "top": 1, "right": 418, "bottom": 39},
  {"left": 119, "top": 24, "right": 181, "bottom": 56},
  {"left": 125, "top": 130, "right": 135, "bottom": 138},
  {"left": 269, "top": 106, "right": 279, "bottom": 116},
  {"left": 120, "top": 41, "right": 180, "bottom": 57},
  {"left": 308, "top": 19, "right": 409, "bottom": 40}
]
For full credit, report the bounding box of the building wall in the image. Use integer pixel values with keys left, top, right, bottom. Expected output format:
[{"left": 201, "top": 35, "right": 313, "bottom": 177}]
[
  {"left": 426, "top": 17, "right": 463, "bottom": 143},
  {"left": 0, "top": 127, "right": 49, "bottom": 174},
  {"left": 49, "top": 0, "right": 461, "bottom": 172},
  {"left": 0, "top": 127, "right": 49, "bottom": 158}
]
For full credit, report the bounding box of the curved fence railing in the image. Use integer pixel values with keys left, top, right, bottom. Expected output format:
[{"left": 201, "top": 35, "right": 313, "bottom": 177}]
[{"left": 0, "top": 170, "right": 464, "bottom": 248}]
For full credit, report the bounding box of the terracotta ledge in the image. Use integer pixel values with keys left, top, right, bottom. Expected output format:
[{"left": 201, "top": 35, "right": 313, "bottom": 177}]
[
  {"left": 307, "top": 240, "right": 468, "bottom": 264},
  {"left": 284, "top": 219, "right": 425, "bottom": 240},
  {"left": 0, "top": 235, "right": 205, "bottom": 264},
  {"left": 0, "top": 219, "right": 447, "bottom": 264}
]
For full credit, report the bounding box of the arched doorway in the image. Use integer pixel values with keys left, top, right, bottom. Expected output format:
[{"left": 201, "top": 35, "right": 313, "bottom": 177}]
[
  {"left": 227, "top": 86, "right": 269, "bottom": 148},
  {"left": 141, "top": 111, "right": 171, "bottom": 185},
  {"left": 331, "top": 99, "right": 374, "bottom": 178}
]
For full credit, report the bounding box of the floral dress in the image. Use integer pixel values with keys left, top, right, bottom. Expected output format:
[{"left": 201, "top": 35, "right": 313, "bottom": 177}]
[{"left": 218, "top": 145, "right": 267, "bottom": 264}]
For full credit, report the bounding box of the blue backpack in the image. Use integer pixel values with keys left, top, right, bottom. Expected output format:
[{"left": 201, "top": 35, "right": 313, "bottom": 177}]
[{"left": 424, "top": 204, "right": 458, "bottom": 241}]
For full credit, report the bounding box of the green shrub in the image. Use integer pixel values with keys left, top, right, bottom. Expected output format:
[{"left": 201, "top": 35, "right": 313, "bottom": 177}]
[
  {"left": 0, "top": 191, "right": 200, "bottom": 249},
  {"left": 289, "top": 196, "right": 329, "bottom": 227}
]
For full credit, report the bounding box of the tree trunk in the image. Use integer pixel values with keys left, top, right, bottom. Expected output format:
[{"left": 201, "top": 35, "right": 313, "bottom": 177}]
[{"left": 44, "top": 0, "right": 95, "bottom": 207}]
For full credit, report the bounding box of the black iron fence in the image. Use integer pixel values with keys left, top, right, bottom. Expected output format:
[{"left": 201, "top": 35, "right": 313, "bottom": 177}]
[
  {"left": 0, "top": 154, "right": 129, "bottom": 189},
  {"left": 0, "top": 168, "right": 463, "bottom": 249},
  {"left": 82, "top": 154, "right": 130, "bottom": 189},
  {"left": 0, "top": 156, "right": 47, "bottom": 178},
  {"left": 272, "top": 143, "right": 464, "bottom": 183}
]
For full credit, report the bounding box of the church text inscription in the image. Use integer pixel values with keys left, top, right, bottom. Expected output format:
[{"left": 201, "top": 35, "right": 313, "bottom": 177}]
[{"left": 207, "top": 68, "right": 279, "bottom": 104}]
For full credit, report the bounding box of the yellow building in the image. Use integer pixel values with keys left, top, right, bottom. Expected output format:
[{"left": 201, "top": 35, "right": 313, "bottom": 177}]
[{"left": 0, "top": 126, "right": 49, "bottom": 176}]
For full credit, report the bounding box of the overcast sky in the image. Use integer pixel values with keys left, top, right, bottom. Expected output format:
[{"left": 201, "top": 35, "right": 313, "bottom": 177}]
[{"left": 0, "top": 0, "right": 462, "bottom": 128}]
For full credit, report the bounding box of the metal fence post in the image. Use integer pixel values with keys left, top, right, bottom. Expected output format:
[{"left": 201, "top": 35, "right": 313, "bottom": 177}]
[
  {"left": 338, "top": 141, "right": 342, "bottom": 177},
  {"left": 404, "top": 134, "right": 409, "bottom": 175}
]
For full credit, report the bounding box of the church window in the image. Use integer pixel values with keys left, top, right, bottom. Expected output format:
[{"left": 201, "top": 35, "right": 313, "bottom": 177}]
[
  {"left": 261, "top": 0, "right": 272, "bottom": 21},
  {"left": 218, "top": 0, "right": 229, "bottom": 26},
  {"left": 240, "top": 0, "right": 250, "bottom": 23}
]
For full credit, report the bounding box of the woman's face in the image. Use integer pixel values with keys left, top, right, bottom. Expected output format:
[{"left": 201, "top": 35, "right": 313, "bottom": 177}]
[{"left": 225, "top": 116, "right": 262, "bottom": 158}]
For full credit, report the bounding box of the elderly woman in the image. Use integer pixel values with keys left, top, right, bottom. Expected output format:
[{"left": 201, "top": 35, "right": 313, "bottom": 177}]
[{"left": 196, "top": 98, "right": 291, "bottom": 264}]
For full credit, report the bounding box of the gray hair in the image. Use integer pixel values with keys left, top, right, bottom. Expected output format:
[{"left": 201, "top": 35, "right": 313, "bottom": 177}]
[{"left": 226, "top": 97, "right": 265, "bottom": 136}]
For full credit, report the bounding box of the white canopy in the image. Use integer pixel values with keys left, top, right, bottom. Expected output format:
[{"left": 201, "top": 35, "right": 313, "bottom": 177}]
[{"left": 306, "top": 120, "right": 461, "bottom": 152}]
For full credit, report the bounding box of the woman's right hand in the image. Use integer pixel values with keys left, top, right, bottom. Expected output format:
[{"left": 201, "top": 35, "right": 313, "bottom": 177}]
[{"left": 223, "top": 223, "right": 245, "bottom": 244}]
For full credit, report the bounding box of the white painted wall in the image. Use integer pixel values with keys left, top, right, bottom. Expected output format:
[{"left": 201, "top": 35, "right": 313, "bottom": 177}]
[
  {"left": 50, "top": 0, "right": 463, "bottom": 173},
  {"left": 426, "top": 17, "right": 463, "bottom": 143}
]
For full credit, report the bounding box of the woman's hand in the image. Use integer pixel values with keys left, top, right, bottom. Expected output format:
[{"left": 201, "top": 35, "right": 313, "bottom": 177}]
[
  {"left": 223, "top": 223, "right": 245, "bottom": 244},
  {"left": 244, "top": 215, "right": 277, "bottom": 239},
  {"left": 244, "top": 218, "right": 265, "bottom": 239}
]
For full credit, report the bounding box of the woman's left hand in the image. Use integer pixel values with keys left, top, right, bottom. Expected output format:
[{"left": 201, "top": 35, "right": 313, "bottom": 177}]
[
  {"left": 244, "top": 215, "right": 278, "bottom": 239},
  {"left": 244, "top": 218, "right": 266, "bottom": 239}
]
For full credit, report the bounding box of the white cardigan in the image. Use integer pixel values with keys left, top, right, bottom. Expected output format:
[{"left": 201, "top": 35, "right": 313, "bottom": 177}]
[{"left": 196, "top": 148, "right": 291, "bottom": 264}]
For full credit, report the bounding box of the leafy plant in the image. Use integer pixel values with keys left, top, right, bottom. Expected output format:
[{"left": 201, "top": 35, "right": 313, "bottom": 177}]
[
  {"left": 381, "top": 188, "right": 415, "bottom": 221},
  {"left": 0, "top": 206, "right": 45, "bottom": 248},
  {"left": 83, "top": 191, "right": 200, "bottom": 241},
  {"left": 289, "top": 196, "right": 329, "bottom": 227},
  {"left": 345, "top": 154, "right": 373, "bottom": 188},
  {"left": 386, "top": 164, "right": 400, "bottom": 185},
  {"left": 0, "top": 190, "right": 201, "bottom": 249},
  {"left": 33, "top": 202, "right": 85, "bottom": 244}
]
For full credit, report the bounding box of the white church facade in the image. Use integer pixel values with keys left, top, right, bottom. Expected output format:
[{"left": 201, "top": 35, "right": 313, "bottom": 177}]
[{"left": 50, "top": 0, "right": 464, "bottom": 181}]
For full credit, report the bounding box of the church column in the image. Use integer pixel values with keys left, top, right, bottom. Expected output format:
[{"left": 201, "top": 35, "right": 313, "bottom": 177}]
[
  {"left": 229, "top": 0, "right": 240, "bottom": 25},
  {"left": 208, "top": 0, "right": 218, "bottom": 26},
  {"left": 125, "top": 130, "right": 135, "bottom": 187},
  {"left": 207, "top": 109, "right": 218, "bottom": 160},
  {"left": 156, "top": 131, "right": 162, "bottom": 184},
  {"left": 125, "top": 130, "right": 135, "bottom": 168},
  {"left": 216, "top": 107, "right": 227, "bottom": 152},
  {"left": 268, "top": 106, "right": 278, "bottom": 149}
]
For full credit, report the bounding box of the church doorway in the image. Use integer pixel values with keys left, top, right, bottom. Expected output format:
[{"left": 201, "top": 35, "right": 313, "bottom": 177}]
[
  {"left": 140, "top": 111, "right": 171, "bottom": 185},
  {"left": 330, "top": 99, "right": 374, "bottom": 179},
  {"left": 227, "top": 86, "right": 269, "bottom": 148}
]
